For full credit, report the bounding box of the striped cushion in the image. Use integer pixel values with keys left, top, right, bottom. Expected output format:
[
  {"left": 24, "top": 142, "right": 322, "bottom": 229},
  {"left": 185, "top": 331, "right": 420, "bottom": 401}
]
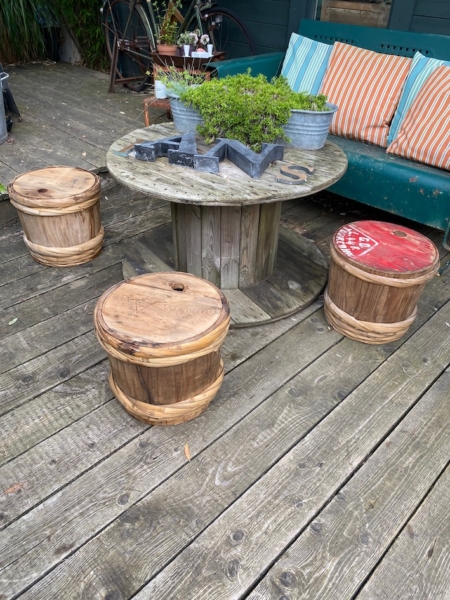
[
  {"left": 388, "top": 52, "right": 450, "bottom": 145},
  {"left": 386, "top": 66, "right": 450, "bottom": 170},
  {"left": 281, "top": 33, "right": 332, "bottom": 95},
  {"left": 319, "top": 42, "right": 411, "bottom": 147}
]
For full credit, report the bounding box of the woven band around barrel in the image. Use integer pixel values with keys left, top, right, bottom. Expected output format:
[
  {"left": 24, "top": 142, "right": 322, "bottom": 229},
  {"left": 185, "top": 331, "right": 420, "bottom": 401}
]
[
  {"left": 24, "top": 225, "right": 105, "bottom": 258},
  {"left": 324, "top": 291, "right": 417, "bottom": 344},
  {"left": 97, "top": 324, "right": 229, "bottom": 367},
  {"left": 330, "top": 245, "right": 438, "bottom": 288},
  {"left": 109, "top": 361, "right": 224, "bottom": 425},
  {"left": 10, "top": 193, "right": 101, "bottom": 216}
]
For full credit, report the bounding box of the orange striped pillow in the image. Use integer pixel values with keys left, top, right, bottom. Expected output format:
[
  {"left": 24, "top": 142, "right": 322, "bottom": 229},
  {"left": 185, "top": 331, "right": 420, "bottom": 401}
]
[
  {"left": 386, "top": 66, "right": 450, "bottom": 170},
  {"left": 320, "top": 42, "right": 411, "bottom": 147}
]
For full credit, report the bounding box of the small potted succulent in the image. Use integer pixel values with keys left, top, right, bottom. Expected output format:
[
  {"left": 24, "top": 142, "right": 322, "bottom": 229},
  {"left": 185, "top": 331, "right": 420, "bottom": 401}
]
[{"left": 177, "top": 31, "right": 195, "bottom": 56}]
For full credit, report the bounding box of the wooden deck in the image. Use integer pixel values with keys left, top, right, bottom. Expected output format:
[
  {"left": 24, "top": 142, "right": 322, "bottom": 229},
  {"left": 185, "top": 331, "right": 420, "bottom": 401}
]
[{"left": 1, "top": 63, "right": 450, "bottom": 600}]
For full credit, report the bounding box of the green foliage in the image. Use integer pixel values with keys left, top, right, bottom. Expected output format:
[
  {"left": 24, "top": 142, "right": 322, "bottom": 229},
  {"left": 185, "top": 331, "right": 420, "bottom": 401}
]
[
  {"left": 0, "top": 0, "right": 107, "bottom": 70},
  {"left": 159, "top": 66, "right": 208, "bottom": 97},
  {"left": 177, "top": 30, "right": 196, "bottom": 47},
  {"left": 181, "top": 72, "right": 329, "bottom": 151},
  {"left": 152, "top": 0, "right": 182, "bottom": 45},
  {"left": 0, "top": 0, "right": 48, "bottom": 63},
  {"left": 290, "top": 91, "right": 329, "bottom": 112},
  {"left": 51, "top": 0, "right": 108, "bottom": 71},
  {"left": 0, "top": 183, "right": 7, "bottom": 193}
]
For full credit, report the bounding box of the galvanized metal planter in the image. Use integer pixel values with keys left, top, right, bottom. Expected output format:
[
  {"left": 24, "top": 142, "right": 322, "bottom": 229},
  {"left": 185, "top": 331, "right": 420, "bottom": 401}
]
[
  {"left": 283, "top": 102, "right": 338, "bottom": 150},
  {"left": 169, "top": 97, "right": 204, "bottom": 134}
]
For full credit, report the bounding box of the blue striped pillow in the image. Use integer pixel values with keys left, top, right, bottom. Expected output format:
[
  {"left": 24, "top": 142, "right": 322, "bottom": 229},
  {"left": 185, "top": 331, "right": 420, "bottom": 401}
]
[
  {"left": 281, "top": 33, "right": 333, "bottom": 95},
  {"left": 387, "top": 52, "right": 450, "bottom": 144}
]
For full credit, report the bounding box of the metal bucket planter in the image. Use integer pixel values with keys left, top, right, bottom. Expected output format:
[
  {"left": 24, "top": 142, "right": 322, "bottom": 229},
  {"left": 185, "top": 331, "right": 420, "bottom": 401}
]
[
  {"left": 169, "top": 97, "right": 204, "bottom": 134},
  {"left": 283, "top": 102, "right": 338, "bottom": 150}
]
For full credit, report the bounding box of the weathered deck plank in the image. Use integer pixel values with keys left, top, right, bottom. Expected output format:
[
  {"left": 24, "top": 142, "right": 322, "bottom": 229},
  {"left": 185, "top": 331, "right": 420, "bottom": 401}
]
[
  {"left": 1, "top": 310, "right": 333, "bottom": 597},
  {"left": 2, "top": 242, "right": 448, "bottom": 598},
  {"left": 0, "top": 63, "right": 148, "bottom": 180},
  {"left": 357, "top": 440, "right": 450, "bottom": 600},
  {"left": 248, "top": 369, "right": 450, "bottom": 600},
  {"left": 0, "top": 64, "right": 449, "bottom": 600},
  {"left": 131, "top": 301, "right": 450, "bottom": 600}
]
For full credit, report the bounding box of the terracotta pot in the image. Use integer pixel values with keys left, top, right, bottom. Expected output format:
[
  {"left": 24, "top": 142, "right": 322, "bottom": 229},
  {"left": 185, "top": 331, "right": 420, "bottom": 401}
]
[{"left": 156, "top": 44, "right": 178, "bottom": 56}]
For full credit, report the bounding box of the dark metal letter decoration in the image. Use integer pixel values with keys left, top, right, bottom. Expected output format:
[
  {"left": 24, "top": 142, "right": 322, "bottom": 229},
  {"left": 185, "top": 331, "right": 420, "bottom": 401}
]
[{"left": 133, "top": 135, "right": 284, "bottom": 179}]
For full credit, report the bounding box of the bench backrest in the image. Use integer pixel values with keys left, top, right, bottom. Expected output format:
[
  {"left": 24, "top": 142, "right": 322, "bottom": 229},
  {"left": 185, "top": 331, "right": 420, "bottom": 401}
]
[{"left": 299, "top": 19, "right": 450, "bottom": 61}]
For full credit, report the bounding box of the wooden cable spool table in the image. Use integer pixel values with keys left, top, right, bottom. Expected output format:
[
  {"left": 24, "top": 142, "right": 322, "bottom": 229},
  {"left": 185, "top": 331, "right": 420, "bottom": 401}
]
[{"left": 107, "top": 123, "right": 348, "bottom": 327}]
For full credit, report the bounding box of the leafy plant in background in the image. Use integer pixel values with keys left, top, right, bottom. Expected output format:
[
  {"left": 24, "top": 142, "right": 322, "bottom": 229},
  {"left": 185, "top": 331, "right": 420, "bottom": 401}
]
[
  {"left": 152, "top": 0, "right": 182, "bottom": 45},
  {"left": 50, "top": 0, "right": 108, "bottom": 70},
  {"left": 0, "top": 183, "right": 7, "bottom": 193},
  {"left": 0, "top": 0, "right": 107, "bottom": 70},
  {"left": 0, "top": 0, "right": 49, "bottom": 63}
]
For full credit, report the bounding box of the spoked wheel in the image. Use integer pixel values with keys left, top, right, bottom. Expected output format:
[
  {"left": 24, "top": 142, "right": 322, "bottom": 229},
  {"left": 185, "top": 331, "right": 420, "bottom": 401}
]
[
  {"left": 102, "top": 0, "right": 155, "bottom": 92},
  {"left": 201, "top": 8, "right": 256, "bottom": 59}
]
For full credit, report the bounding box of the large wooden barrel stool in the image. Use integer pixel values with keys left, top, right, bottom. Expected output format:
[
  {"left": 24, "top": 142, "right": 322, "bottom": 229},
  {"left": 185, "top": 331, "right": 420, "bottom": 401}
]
[
  {"left": 94, "top": 272, "right": 230, "bottom": 426},
  {"left": 324, "top": 221, "right": 439, "bottom": 344},
  {"left": 8, "top": 166, "right": 104, "bottom": 266}
]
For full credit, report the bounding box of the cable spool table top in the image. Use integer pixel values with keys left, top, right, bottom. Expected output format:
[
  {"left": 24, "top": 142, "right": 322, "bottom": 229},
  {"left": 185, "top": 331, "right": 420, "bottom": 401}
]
[
  {"left": 106, "top": 123, "right": 348, "bottom": 207},
  {"left": 7, "top": 166, "right": 101, "bottom": 210},
  {"left": 94, "top": 273, "right": 230, "bottom": 360}
]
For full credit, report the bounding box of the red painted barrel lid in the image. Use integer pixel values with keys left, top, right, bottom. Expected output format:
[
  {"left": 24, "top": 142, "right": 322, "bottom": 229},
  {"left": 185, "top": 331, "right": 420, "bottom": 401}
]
[{"left": 333, "top": 221, "right": 439, "bottom": 275}]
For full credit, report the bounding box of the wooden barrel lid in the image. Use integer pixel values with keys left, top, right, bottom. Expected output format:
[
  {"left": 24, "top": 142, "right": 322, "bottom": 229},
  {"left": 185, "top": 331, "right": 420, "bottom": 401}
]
[
  {"left": 94, "top": 272, "right": 230, "bottom": 359},
  {"left": 7, "top": 166, "right": 101, "bottom": 209},
  {"left": 332, "top": 221, "right": 439, "bottom": 277}
]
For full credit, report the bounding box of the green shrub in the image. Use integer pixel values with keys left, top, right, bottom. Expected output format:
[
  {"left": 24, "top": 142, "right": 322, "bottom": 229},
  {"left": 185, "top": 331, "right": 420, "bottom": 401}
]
[
  {"left": 0, "top": 0, "right": 48, "bottom": 63},
  {"left": 180, "top": 72, "right": 329, "bottom": 151},
  {"left": 51, "top": 0, "right": 108, "bottom": 71},
  {"left": 0, "top": 0, "right": 106, "bottom": 70}
]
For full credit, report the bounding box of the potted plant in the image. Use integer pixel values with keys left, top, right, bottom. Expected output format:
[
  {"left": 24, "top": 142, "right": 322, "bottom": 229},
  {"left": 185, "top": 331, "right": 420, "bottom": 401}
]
[
  {"left": 283, "top": 92, "right": 338, "bottom": 150},
  {"left": 153, "top": 0, "right": 182, "bottom": 55},
  {"left": 161, "top": 66, "right": 207, "bottom": 132},
  {"left": 177, "top": 31, "right": 193, "bottom": 56},
  {"left": 180, "top": 72, "right": 338, "bottom": 151}
]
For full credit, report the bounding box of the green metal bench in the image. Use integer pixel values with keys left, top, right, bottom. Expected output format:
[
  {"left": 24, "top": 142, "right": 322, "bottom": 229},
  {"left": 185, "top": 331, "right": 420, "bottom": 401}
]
[{"left": 212, "top": 20, "right": 450, "bottom": 248}]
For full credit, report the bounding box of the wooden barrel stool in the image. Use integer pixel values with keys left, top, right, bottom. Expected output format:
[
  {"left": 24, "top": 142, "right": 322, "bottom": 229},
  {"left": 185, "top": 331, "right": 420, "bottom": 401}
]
[
  {"left": 324, "top": 221, "right": 439, "bottom": 344},
  {"left": 8, "top": 166, "right": 104, "bottom": 267},
  {"left": 94, "top": 272, "right": 230, "bottom": 426}
]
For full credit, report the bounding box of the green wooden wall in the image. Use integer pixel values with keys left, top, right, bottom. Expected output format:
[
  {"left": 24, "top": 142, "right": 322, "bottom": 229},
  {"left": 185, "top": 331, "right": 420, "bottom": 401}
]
[
  {"left": 389, "top": 0, "right": 450, "bottom": 34},
  {"left": 220, "top": 0, "right": 449, "bottom": 57},
  {"left": 220, "top": 0, "right": 316, "bottom": 54}
]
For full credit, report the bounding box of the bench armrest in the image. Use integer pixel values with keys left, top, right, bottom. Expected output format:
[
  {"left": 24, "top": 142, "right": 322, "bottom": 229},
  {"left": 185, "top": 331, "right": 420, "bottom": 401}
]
[{"left": 210, "top": 52, "right": 285, "bottom": 79}]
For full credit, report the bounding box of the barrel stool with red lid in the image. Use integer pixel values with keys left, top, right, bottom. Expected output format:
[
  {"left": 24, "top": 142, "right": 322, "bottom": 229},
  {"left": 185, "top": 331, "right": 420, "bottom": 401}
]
[
  {"left": 8, "top": 166, "right": 104, "bottom": 267},
  {"left": 324, "top": 221, "right": 439, "bottom": 344},
  {"left": 94, "top": 272, "right": 230, "bottom": 426}
]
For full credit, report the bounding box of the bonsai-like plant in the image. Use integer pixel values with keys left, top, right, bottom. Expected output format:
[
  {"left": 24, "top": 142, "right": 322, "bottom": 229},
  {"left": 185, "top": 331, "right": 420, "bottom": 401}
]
[
  {"left": 160, "top": 65, "right": 208, "bottom": 97},
  {"left": 180, "top": 72, "right": 330, "bottom": 151},
  {"left": 152, "top": 0, "right": 182, "bottom": 45}
]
